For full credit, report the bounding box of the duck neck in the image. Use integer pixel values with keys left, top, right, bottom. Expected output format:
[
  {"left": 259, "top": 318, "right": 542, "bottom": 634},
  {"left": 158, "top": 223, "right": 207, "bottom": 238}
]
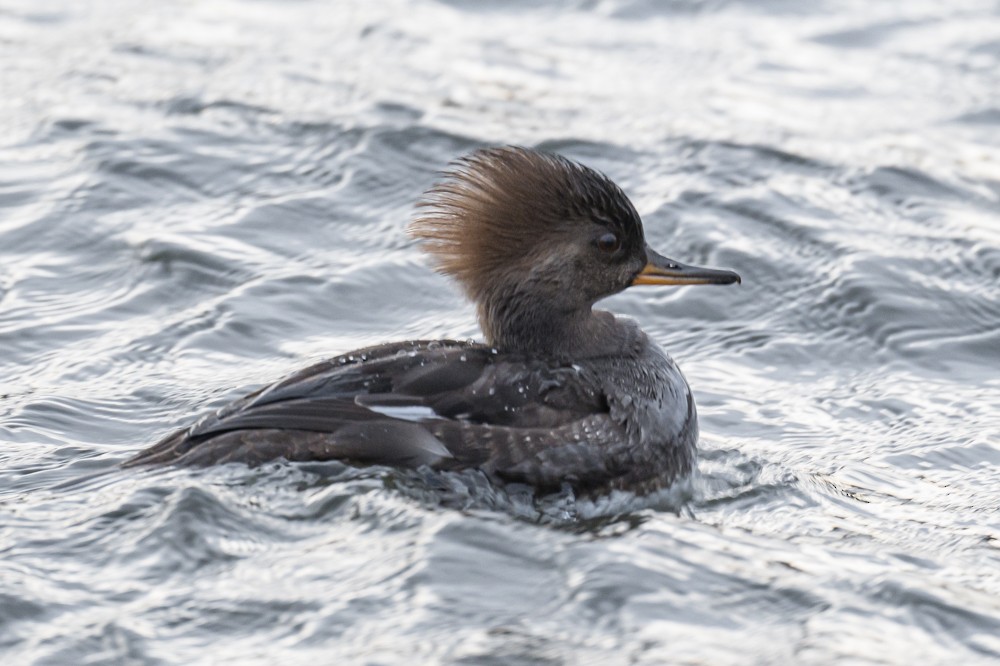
[{"left": 476, "top": 284, "right": 643, "bottom": 359}]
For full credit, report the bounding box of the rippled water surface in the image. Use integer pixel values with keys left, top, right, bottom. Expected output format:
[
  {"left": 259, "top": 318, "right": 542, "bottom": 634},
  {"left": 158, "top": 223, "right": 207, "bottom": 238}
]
[{"left": 3, "top": 0, "right": 1000, "bottom": 663}]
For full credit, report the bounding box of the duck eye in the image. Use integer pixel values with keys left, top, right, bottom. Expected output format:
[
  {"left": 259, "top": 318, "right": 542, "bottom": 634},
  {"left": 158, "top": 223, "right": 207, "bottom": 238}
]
[{"left": 596, "top": 232, "right": 621, "bottom": 254}]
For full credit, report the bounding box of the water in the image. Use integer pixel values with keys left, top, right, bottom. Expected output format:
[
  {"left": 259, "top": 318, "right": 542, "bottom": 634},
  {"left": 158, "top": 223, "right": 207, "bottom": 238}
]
[{"left": 2, "top": 0, "right": 1000, "bottom": 663}]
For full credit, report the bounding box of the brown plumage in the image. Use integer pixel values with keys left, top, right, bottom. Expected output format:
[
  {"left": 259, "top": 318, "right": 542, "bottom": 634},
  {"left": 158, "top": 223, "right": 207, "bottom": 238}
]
[{"left": 411, "top": 147, "right": 640, "bottom": 298}]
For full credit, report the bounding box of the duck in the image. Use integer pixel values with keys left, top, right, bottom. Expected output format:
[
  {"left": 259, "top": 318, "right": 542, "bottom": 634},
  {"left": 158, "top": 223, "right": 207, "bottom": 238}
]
[{"left": 125, "top": 146, "right": 740, "bottom": 496}]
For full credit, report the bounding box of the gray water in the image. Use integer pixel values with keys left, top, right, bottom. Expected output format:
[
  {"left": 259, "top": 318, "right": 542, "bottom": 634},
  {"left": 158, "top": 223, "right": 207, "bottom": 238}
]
[{"left": 2, "top": 0, "right": 1000, "bottom": 663}]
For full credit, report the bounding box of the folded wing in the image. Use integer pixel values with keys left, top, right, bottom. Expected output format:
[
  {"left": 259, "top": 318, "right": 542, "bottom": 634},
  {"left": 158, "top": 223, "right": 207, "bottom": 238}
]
[{"left": 126, "top": 340, "right": 629, "bottom": 490}]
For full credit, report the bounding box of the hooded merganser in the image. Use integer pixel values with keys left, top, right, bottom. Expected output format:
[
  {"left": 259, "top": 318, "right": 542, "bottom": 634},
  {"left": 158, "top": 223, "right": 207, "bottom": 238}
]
[{"left": 126, "top": 147, "right": 740, "bottom": 496}]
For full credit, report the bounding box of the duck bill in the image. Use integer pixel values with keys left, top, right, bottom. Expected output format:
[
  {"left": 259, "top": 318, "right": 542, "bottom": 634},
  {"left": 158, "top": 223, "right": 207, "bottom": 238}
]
[{"left": 630, "top": 247, "right": 741, "bottom": 287}]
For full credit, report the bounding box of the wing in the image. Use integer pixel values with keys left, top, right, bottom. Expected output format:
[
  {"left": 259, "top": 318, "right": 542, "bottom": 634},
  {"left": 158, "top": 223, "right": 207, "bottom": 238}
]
[{"left": 125, "top": 340, "right": 615, "bottom": 476}]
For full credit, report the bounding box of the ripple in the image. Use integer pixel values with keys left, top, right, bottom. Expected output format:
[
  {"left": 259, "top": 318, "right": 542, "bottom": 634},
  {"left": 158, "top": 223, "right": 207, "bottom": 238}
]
[{"left": 3, "top": 0, "right": 1000, "bottom": 663}]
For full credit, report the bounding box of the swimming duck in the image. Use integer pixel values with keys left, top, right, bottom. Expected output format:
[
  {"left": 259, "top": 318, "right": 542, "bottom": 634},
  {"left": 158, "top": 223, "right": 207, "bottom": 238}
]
[{"left": 126, "top": 147, "right": 740, "bottom": 496}]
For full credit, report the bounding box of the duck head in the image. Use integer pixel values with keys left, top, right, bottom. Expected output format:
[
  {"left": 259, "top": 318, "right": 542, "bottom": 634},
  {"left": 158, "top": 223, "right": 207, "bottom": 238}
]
[{"left": 410, "top": 146, "right": 739, "bottom": 356}]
